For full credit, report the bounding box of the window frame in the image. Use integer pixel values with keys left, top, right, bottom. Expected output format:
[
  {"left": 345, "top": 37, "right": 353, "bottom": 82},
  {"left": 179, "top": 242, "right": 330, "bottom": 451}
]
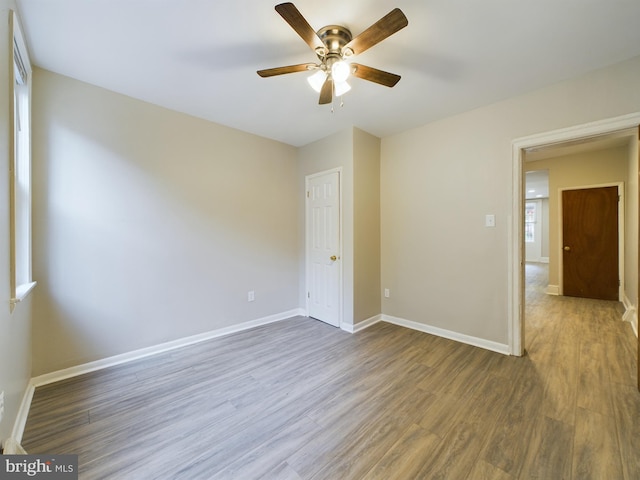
[{"left": 9, "top": 10, "right": 35, "bottom": 311}]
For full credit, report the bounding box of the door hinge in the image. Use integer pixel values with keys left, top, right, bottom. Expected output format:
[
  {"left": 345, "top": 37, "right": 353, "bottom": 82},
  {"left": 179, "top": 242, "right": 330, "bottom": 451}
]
[
  {"left": 307, "top": 292, "right": 310, "bottom": 298},
  {"left": 307, "top": 191, "right": 310, "bottom": 198}
]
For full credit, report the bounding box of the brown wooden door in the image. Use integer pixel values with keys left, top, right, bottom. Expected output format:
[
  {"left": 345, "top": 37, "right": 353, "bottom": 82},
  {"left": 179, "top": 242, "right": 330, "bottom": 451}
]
[{"left": 562, "top": 186, "right": 618, "bottom": 300}]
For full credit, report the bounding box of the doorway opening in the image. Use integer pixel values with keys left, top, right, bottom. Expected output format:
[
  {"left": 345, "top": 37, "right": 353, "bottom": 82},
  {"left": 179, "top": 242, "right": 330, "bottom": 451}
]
[{"left": 509, "top": 113, "right": 640, "bottom": 356}]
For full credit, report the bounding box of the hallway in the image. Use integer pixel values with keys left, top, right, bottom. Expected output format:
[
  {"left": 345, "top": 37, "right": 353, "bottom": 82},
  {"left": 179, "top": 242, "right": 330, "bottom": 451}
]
[{"left": 524, "top": 261, "right": 639, "bottom": 478}]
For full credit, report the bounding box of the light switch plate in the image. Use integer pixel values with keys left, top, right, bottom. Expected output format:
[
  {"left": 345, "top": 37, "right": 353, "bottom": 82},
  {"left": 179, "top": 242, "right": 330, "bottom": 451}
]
[{"left": 485, "top": 214, "right": 496, "bottom": 227}]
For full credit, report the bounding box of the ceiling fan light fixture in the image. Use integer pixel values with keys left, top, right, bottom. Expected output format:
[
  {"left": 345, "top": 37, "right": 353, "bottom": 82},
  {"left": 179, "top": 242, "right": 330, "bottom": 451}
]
[
  {"left": 307, "top": 70, "right": 327, "bottom": 93},
  {"left": 259, "top": 4, "right": 408, "bottom": 106},
  {"left": 334, "top": 80, "right": 351, "bottom": 97},
  {"left": 331, "top": 60, "right": 350, "bottom": 83}
]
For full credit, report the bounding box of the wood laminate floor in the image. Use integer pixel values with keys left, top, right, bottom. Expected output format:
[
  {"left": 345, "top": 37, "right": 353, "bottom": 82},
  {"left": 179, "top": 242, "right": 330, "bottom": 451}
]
[{"left": 22, "top": 263, "right": 640, "bottom": 479}]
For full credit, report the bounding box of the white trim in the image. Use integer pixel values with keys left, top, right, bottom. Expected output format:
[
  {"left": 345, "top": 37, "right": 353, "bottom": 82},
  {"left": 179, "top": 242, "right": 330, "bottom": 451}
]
[
  {"left": 626, "top": 313, "right": 637, "bottom": 337},
  {"left": 382, "top": 314, "right": 510, "bottom": 355},
  {"left": 10, "top": 383, "right": 35, "bottom": 443},
  {"left": 514, "top": 113, "right": 640, "bottom": 151},
  {"left": 510, "top": 112, "right": 640, "bottom": 357},
  {"left": 341, "top": 314, "right": 382, "bottom": 333},
  {"left": 2, "top": 438, "right": 27, "bottom": 454},
  {"left": 9, "top": 281, "right": 36, "bottom": 305},
  {"left": 526, "top": 257, "right": 547, "bottom": 263},
  {"left": 9, "top": 10, "right": 34, "bottom": 315},
  {"left": 305, "top": 167, "right": 343, "bottom": 328},
  {"left": 545, "top": 285, "right": 560, "bottom": 295},
  {"left": 622, "top": 293, "right": 638, "bottom": 337},
  {"left": 508, "top": 160, "right": 523, "bottom": 355},
  {"left": 31, "top": 309, "right": 304, "bottom": 387},
  {"left": 11, "top": 11, "right": 31, "bottom": 75}
]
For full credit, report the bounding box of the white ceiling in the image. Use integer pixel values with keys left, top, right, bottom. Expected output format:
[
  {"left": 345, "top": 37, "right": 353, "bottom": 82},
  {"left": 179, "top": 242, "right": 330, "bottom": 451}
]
[
  {"left": 525, "top": 170, "right": 549, "bottom": 199},
  {"left": 15, "top": 0, "right": 640, "bottom": 147}
]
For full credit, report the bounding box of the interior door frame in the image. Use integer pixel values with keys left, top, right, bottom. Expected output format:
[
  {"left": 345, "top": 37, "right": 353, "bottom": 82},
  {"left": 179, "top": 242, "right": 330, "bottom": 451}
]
[
  {"left": 305, "top": 167, "right": 343, "bottom": 327},
  {"left": 509, "top": 112, "right": 640, "bottom": 356},
  {"left": 558, "top": 183, "right": 624, "bottom": 299}
]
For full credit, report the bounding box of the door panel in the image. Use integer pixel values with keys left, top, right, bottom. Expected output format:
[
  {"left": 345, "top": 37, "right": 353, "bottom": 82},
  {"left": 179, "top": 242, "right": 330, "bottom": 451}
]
[
  {"left": 307, "top": 172, "right": 340, "bottom": 327},
  {"left": 562, "top": 186, "right": 618, "bottom": 300}
]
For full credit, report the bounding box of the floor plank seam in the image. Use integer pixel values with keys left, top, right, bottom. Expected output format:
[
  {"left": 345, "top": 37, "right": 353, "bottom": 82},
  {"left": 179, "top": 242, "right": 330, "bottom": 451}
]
[{"left": 20, "top": 265, "right": 640, "bottom": 479}]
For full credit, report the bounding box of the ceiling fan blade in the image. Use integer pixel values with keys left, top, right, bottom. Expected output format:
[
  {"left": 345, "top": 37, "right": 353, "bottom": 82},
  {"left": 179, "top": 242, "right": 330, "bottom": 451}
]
[
  {"left": 319, "top": 77, "right": 333, "bottom": 104},
  {"left": 351, "top": 63, "right": 401, "bottom": 87},
  {"left": 275, "top": 3, "right": 323, "bottom": 52},
  {"left": 345, "top": 8, "right": 408, "bottom": 55},
  {"left": 257, "top": 63, "right": 317, "bottom": 77}
]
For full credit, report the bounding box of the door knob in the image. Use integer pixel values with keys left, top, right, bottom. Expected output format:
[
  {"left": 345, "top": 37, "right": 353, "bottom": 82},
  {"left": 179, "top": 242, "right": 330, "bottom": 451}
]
[
  {"left": 564, "top": 246, "right": 571, "bottom": 251},
  {"left": 330, "top": 255, "right": 337, "bottom": 261}
]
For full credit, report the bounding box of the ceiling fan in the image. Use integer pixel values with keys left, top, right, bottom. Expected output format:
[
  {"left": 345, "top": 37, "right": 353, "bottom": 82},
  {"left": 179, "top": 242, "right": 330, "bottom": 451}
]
[{"left": 257, "top": 3, "right": 408, "bottom": 105}]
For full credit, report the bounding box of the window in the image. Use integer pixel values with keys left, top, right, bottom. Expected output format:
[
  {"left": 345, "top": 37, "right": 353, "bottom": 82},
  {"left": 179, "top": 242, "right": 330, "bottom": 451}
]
[
  {"left": 524, "top": 202, "right": 536, "bottom": 243},
  {"left": 10, "top": 11, "right": 35, "bottom": 310}
]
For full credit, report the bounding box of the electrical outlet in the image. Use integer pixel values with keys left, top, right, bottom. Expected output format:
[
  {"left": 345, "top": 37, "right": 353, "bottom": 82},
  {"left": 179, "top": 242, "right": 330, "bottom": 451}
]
[
  {"left": 384, "top": 288, "right": 390, "bottom": 298},
  {"left": 248, "top": 291, "right": 255, "bottom": 302},
  {"left": 0, "top": 391, "right": 5, "bottom": 424}
]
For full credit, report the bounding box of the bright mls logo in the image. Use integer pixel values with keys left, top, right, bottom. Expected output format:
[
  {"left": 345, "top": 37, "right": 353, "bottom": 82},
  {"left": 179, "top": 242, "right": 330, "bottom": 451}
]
[{"left": 1, "top": 455, "right": 77, "bottom": 479}]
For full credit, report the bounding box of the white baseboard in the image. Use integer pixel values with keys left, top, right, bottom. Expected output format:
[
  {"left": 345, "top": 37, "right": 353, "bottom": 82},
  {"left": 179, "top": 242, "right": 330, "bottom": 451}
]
[
  {"left": 622, "top": 294, "right": 638, "bottom": 338},
  {"left": 526, "top": 257, "right": 549, "bottom": 264},
  {"left": 381, "top": 314, "right": 510, "bottom": 355},
  {"left": 2, "top": 437, "right": 27, "bottom": 454},
  {"left": 10, "top": 384, "right": 35, "bottom": 444},
  {"left": 341, "top": 314, "right": 382, "bottom": 333},
  {"left": 545, "top": 285, "right": 560, "bottom": 295},
  {"left": 624, "top": 309, "right": 638, "bottom": 337},
  {"left": 31, "top": 308, "right": 305, "bottom": 388}
]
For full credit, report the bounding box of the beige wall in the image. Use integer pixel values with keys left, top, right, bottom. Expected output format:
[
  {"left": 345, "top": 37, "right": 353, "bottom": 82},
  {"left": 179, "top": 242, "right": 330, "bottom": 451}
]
[
  {"left": 381, "top": 55, "right": 640, "bottom": 345},
  {"left": 353, "top": 128, "right": 381, "bottom": 324},
  {"left": 297, "top": 127, "right": 381, "bottom": 328},
  {"left": 31, "top": 69, "right": 300, "bottom": 375},
  {"left": 0, "top": 2, "right": 33, "bottom": 445},
  {"left": 297, "top": 128, "right": 355, "bottom": 326},
  {"left": 527, "top": 146, "right": 629, "bottom": 290}
]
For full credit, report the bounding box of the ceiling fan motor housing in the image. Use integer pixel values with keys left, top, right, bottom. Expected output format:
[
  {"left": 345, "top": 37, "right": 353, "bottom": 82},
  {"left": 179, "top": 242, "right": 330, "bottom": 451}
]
[{"left": 317, "top": 25, "right": 353, "bottom": 58}]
